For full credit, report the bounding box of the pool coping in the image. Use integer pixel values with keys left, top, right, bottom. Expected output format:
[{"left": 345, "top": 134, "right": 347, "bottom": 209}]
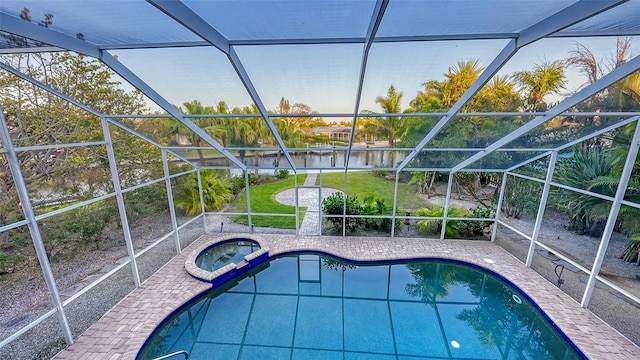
[{"left": 53, "top": 234, "right": 640, "bottom": 360}]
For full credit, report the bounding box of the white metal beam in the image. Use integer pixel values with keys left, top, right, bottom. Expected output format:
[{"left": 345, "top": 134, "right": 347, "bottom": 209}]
[
  {"left": 101, "top": 117, "right": 142, "bottom": 288},
  {"left": 452, "top": 53, "right": 640, "bottom": 172},
  {"left": 228, "top": 47, "right": 297, "bottom": 171},
  {"left": 491, "top": 172, "right": 510, "bottom": 241},
  {"left": 0, "top": 16, "right": 245, "bottom": 170},
  {"left": 525, "top": 151, "right": 558, "bottom": 266},
  {"left": 144, "top": 0, "right": 291, "bottom": 171},
  {"left": 396, "top": 39, "right": 518, "bottom": 171},
  {"left": 506, "top": 116, "right": 639, "bottom": 172},
  {"left": 517, "top": 0, "right": 627, "bottom": 47},
  {"left": 0, "top": 13, "right": 101, "bottom": 57},
  {"left": 98, "top": 53, "right": 247, "bottom": 170},
  {"left": 346, "top": 0, "right": 389, "bottom": 168},
  {"left": 398, "top": 0, "right": 625, "bottom": 172},
  {"left": 162, "top": 150, "right": 181, "bottom": 254},
  {"left": 146, "top": 0, "right": 230, "bottom": 54}
]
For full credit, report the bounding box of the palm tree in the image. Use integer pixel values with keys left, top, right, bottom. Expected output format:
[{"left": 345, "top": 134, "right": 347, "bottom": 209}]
[
  {"left": 179, "top": 100, "right": 216, "bottom": 165},
  {"left": 476, "top": 75, "right": 522, "bottom": 112},
  {"left": 442, "top": 60, "right": 485, "bottom": 108},
  {"left": 375, "top": 85, "right": 403, "bottom": 146},
  {"left": 513, "top": 60, "right": 566, "bottom": 112}
]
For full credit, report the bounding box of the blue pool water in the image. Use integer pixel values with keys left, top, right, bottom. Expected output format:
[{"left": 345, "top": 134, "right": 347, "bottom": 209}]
[
  {"left": 195, "top": 240, "right": 260, "bottom": 272},
  {"left": 138, "top": 254, "right": 585, "bottom": 360}
]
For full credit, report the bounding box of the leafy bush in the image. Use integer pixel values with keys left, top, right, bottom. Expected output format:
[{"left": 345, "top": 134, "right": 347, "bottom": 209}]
[
  {"left": 229, "top": 172, "right": 258, "bottom": 194},
  {"left": 502, "top": 177, "right": 542, "bottom": 219},
  {"left": 322, "top": 192, "right": 400, "bottom": 233},
  {"left": 458, "top": 203, "right": 496, "bottom": 239},
  {"left": 175, "top": 170, "right": 232, "bottom": 215},
  {"left": 276, "top": 169, "right": 290, "bottom": 179},
  {"left": 123, "top": 184, "right": 168, "bottom": 221},
  {"left": 40, "top": 202, "right": 118, "bottom": 259},
  {"left": 322, "top": 192, "right": 362, "bottom": 232},
  {"left": 372, "top": 170, "right": 389, "bottom": 178},
  {"left": 416, "top": 207, "right": 471, "bottom": 238},
  {"left": 550, "top": 147, "right": 613, "bottom": 236},
  {"left": 360, "top": 193, "right": 399, "bottom": 232}
]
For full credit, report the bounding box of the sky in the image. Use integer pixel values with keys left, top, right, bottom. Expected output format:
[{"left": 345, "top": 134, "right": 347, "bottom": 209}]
[{"left": 115, "top": 36, "right": 635, "bottom": 117}]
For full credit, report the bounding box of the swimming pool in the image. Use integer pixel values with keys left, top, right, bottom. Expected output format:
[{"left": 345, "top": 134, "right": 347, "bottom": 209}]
[{"left": 138, "top": 254, "right": 585, "bottom": 360}]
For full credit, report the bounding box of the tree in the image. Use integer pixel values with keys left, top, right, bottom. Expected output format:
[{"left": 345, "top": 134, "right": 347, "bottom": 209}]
[
  {"left": 513, "top": 60, "right": 566, "bottom": 112},
  {"left": 375, "top": 85, "right": 403, "bottom": 146},
  {"left": 0, "top": 52, "right": 150, "bottom": 210},
  {"left": 0, "top": 51, "right": 161, "bottom": 266},
  {"left": 177, "top": 100, "right": 216, "bottom": 165}
]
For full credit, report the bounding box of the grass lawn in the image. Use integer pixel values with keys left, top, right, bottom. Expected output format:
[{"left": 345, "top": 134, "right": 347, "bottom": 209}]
[
  {"left": 230, "top": 174, "right": 307, "bottom": 228},
  {"left": 317, "top": 171, "right": 426, "bottom": 210}
]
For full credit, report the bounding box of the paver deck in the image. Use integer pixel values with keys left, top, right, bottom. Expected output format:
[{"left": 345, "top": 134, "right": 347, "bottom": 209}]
[{"left": 53, "top": 234, "right": 640, "bottom": 360}]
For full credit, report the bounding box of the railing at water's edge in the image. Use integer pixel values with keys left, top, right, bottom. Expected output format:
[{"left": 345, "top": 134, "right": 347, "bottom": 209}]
[{"left": 152, "top": 350, "right": 189, "bottom": 360}]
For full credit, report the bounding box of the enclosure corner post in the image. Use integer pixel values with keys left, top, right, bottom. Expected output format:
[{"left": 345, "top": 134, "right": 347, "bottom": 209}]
[
  {"left": 196, "top": 168, "right": 206, "bottom": 233},
  {"left": 0, "top": 108, "right": 74, "bottom": 345},
  {"left": 162, "top": 149, "right": 181, "bottom": 254},
  {"left": 244, "top": 170, "right": 253, "bottom": 231},
  {"left": 391, "top": 169, "right": 400, "bottom": 238},
  {"left": 102, "top": 117, "right": 141, "bottom": 287},
  {"left": 581, "top": 120, "right": 640, "bottom": 308},
  {"left": 526, "top": 151, "right": 558, "bottom": 267},
  {"left": 294, "top": 173, "right": 300, "bottom": 235},
  {"left": 491, "top": 172, "right": 509, "bottom": 242},
  {"left": 441, "top": 172, "right": 455, "bottom": 240}
]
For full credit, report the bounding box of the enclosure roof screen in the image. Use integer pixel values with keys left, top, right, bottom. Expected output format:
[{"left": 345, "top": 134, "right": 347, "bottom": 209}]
[{"left": 1, "top": 0, "right": 640, "bottom": 172}]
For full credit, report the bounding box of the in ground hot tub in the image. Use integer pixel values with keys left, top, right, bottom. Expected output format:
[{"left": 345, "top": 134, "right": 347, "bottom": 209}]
[
  {"left": 185, "top": 236, "right": 269, "bottom": 285},
  {"left": 196, "top": 240, "right": 260, "bottom": 271}
]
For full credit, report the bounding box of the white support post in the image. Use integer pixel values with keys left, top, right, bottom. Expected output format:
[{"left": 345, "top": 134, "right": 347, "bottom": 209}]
[
  {"left": 581, "top": 120, "right": 640, "bottom": 307},
  {"left": 101, "top": 118, "right": 141, "bottom": 287},
  {"left": 162, "top": 150, "right": 181, "bottom": 254},
  {"left": 491, "top": 172, "right": 509, "bottom": 242},
  {"left": 319, "top": 169, "right": 323, "bottom": 236},
  {"left": 197, "top": 169, "right": 206, "bottom": 232},
  {"left": 0, "top": 109, "right": 74, "bottom": 345},
  {"left": 526, "top": 151, "right": 558, "bottom": 267},
  {"left": 391, "top": 171, "right": 400, "bottom": 238},
  {"left": 244, "top": 170, "right": 253, "bottom": 232},
  {"left": 343, "top": 170, "right": 348, "bottom": 237},
  {"left": 441, "top": 172, "right": 455, "bottom": 239},
  {"left": 295, "top": 174, "right": 300, "bottom": 236}
]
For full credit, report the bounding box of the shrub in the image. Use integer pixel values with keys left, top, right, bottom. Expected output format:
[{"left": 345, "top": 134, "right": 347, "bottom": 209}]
[
  {"left": 550, "top": 147, "right": 613, "bottom": 236},
  {"left": 322, "top": 192, "right": 400, "bottom": 233},
  {"left": 276, "top": 169, "right": 289, "bottom": 179},
  {"left": 175, "top": 170, "right": 232, "bottom": 215},
  {"left": 416, "top": 204, "right": 495, "bottom": 239},
  {"left": 322, "top": 192, "right": 361, "bottom": 232},
  {"left": 123, "top": 184, "right": 168, "bottom": 221},
  {"left": 458, "top": 203, "right": 496, "bottom": 239},
  {"left": 502, "top": 177, "right": 542, "bottom": 219},
  {"left": 416, "top": 207, "right": 472, "bottom": 238},
  {"left": 360, "top": 193, "right": 400, "bottom": 232}
]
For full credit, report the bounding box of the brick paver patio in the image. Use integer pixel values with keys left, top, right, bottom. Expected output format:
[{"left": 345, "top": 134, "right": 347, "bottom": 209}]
[{"left": 53, "top": 234, "right": 640, "bottom": 360}]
